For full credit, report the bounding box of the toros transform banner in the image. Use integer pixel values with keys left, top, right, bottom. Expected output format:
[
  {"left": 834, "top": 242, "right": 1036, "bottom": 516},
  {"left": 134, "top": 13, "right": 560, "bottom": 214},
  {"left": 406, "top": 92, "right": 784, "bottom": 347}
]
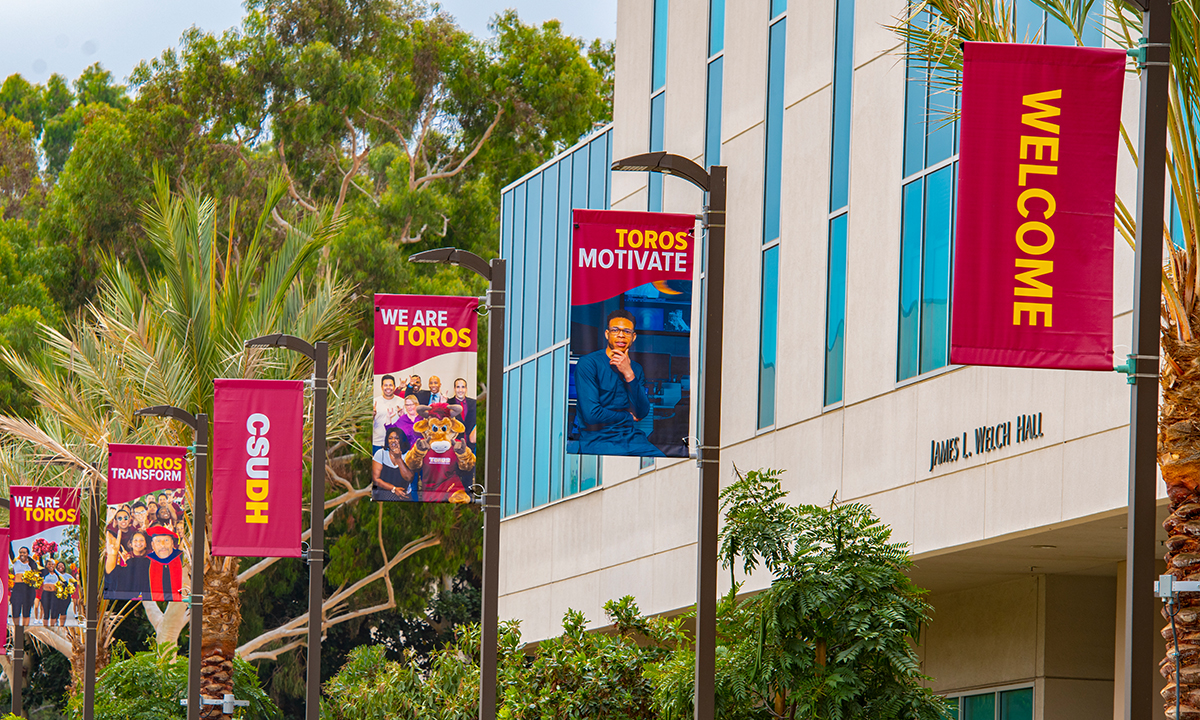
[
  {"left": 951, "top": 42, "right": 1124, "bottom": 370},
  {"left": 212, "top": 379, "right": 304, "bottom": 557},
  {"left": 372, "top": 295, "right": 478, "bottom": 504},
  {"left": 570, "top": 209, "right": 697, "bottom": 458},
  {"left": 9, "top": 486, "right": 82, "bottom": 627},
  {"left": 104, "top": 444, "right": 188, "bottom": 601}
]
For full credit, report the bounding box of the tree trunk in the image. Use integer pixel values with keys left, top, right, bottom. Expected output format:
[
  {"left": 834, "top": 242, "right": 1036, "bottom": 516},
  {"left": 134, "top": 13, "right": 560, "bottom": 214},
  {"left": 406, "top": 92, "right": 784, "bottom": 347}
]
[
  {"left": 1159, "top": 335, "right": 1200, "bottom": 720},
  {"left": 200, "top": 556, "right": 241, "bottom": 720}
]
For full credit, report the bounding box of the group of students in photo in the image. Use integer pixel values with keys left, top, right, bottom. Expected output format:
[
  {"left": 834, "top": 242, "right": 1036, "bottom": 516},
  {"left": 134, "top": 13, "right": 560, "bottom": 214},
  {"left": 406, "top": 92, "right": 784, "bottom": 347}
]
[
  {"left": 372, "top": 373, "right": 478, "bottom": 502},
  {"left": 10, "top": 544, "right": 78, "bottom": 627},
  {"left": 102, "top": 489, "right": 187, "bottom": 601}
]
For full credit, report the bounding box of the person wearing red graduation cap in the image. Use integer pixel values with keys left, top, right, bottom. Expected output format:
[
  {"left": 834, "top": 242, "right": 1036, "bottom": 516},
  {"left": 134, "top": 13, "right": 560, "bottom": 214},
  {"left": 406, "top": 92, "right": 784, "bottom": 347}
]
[{"left": 145, "top": 525, "right": 184, "bottom": 602}]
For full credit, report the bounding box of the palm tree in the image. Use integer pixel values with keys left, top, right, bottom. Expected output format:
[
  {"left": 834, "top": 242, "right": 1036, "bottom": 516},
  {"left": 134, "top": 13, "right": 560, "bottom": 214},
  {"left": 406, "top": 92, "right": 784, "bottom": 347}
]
[
  {"left": 0, "top": 168, "right": 376, "bottom": 704},
  {"left": 893, "top": 0, "right": 1200, "bottom": 716}
]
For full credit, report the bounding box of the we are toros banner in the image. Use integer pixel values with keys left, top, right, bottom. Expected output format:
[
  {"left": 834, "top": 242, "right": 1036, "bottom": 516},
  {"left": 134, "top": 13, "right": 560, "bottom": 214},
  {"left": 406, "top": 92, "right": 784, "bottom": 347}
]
[
  {"left": 951, "top": 42, "right": 1125, "bottom": 370},
  {"left": 373, "top": 295, "right": 478, "bottom": 504},
  {"left": 212, "top": 379, "right": 304, "bottom": 557},
  {"left": 570, "top": 209, "right": 697, "bottom": 459},
  {"left": 9, "top": 486, "right": 82, "bottom": 627},
  {"left": 105, "top": 444, "right": 188, "bottom": 601},
  {"left": 0, "top": 529, "right": 8, "bottom": 645}
]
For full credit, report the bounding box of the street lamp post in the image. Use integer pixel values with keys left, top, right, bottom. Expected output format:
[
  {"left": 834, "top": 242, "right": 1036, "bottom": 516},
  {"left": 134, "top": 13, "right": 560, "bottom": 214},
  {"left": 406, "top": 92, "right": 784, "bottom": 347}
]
[
  {"left": 1124, "top": 1, "right": 1170, "bottom": 719},
  {"left": 242, "top": 335, "right": 328, "bottom": 720},
  {"left": 407, "top": 248, "right": 505, "bottom": 720},
  {"left": 610, "top": 152, "right": 726, "bottom": 720},
  {"left": 133, "top": 405, "right": 207, "bottom": 720}
]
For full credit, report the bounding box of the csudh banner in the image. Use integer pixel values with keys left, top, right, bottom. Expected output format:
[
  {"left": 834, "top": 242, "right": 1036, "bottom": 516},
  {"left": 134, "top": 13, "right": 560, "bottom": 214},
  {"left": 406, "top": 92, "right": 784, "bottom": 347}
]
[
  {"left": 951, "top": 42, "right": 1124, "bottom": 370},
  {"left": 211, "top": 379, "right": 304, "bottom": 557},
  {"left": 570, "top": 209, "right": 697, "bottom": 458},
  {"left": 373, "top": 295, "right": 478, "bottom": 504},
  {"left": 104, "top": 444, "right": 188, "bottom": 602},
  {"left": 9, "top": 486, "right": 82, "bottom": 628}
]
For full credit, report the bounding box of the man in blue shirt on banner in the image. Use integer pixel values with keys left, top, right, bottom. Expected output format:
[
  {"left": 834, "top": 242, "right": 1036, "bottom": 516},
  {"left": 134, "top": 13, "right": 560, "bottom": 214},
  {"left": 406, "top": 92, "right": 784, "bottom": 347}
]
[{"left": 574, "top": 310, "right": 663, "bottom": 457}]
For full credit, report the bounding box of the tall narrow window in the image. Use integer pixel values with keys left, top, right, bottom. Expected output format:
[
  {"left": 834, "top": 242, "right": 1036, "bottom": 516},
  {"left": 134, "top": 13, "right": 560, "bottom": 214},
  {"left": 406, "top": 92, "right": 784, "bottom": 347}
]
[
  {"left": 897, "top": 4, "right": 956, "bottom": 382},
  {"left": 825, "top": 0, "right": 854, "bottom": 406},
  {"left": 649, "top": 0, "right": 668, "bottom": 211},
  {"left": 705, "top": 0, "right": 725, "bottom": 168},
  {"left": 758, "top": 1, "right": 786, "bottom": 428}
]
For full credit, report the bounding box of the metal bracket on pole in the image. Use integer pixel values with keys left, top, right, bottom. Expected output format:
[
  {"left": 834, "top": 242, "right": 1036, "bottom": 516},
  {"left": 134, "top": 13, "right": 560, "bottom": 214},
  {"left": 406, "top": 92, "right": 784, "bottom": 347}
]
[
  {"left": 181, "top": 694, "right": 250, "bottom": 714},
  {"left": 695, "top": 446, "right": 720, "bottom": 467},
  {"left": 1127, "top": 40, "right": 1170, "bottom": 69},
  {"left": 1114, "top": 354, "right": 1158, "bottom": 385},
  {"left": 1156, "top": 574, "right": 1200, "bottom": 600}
]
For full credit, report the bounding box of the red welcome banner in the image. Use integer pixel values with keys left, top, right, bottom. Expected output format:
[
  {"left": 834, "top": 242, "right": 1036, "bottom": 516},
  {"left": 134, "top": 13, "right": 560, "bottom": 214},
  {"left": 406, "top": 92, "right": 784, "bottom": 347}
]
[
  {"left": 211, "top": 379, "right": 304, "bottom": 557},
  {"left": 951, "top": 42, "right": 1124, "bottom": 370}
]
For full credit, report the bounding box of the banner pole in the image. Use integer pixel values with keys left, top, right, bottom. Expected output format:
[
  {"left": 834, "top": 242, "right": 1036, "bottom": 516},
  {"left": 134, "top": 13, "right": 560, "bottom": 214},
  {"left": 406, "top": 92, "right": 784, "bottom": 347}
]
[
  {"left": 1126, "top": 1, "right": 1171, "bottom": 719},
  {"left": 188, "top": 415, "right": 207, "bottom": 720},
  {"left": 479, "top": 259, "right": 506, "bottom": 720},
  {"left": 11, "top": 624, "right": 21, "bottom": 718},
  {"left": 82, "top": 483, "right": 100, "bottom": 720},
  {"left": 306, "top": 343, "right": 328, "bottom": 720}
]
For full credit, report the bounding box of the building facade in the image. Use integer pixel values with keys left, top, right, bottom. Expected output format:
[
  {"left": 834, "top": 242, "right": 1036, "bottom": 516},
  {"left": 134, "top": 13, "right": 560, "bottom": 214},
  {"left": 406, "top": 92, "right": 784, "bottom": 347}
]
[{"left": 497, "top": 1, "right": 1163, "bottom": 718}]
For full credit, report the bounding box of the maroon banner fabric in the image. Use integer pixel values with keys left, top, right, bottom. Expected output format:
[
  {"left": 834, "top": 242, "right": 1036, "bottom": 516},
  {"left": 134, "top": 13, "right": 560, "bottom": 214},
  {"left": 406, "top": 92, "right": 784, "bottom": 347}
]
[
  {"left": 9, "top": 486, "right": 82, "bottom": 627},
  {"left": 0, "top": 528, "right": 8, "bottom": 646},
  {"left": 373, "top": 295, "right": 479, "bottom": 504},
  {"left": 951, "top": 42, "right": 1124, "bottom": 370},
  {"left": 570, "top": 209, "right": 697, "bottom": 459},
  {"left": 105, "top": 444, "right": 188, "bottom": 601},
  {"left": 211, "top": 379, "right": 304, "bottom": 557}
]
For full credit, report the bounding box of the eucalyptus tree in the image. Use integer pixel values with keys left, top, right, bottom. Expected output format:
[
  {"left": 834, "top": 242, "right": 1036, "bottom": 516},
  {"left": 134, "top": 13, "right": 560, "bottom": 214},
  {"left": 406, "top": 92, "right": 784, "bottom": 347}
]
[
  {"left": 893, "top": 1, "right": 1200, "bottom": 716},
  {"left": 0, "top": 171, "right": 467, "bottom": 702}
]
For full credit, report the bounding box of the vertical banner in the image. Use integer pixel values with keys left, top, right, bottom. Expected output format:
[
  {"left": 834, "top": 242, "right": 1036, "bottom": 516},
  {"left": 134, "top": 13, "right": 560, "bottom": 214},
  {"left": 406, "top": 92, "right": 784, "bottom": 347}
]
[
  {"left": 211, "top": 379, "right": 304, "bottom": 557},
  {"left": 104, "top": 444, "right": 188, "bottom": 601},
  {"left": 570, "top": 209, "right": 697, "bottom": 458},
  {"left": 8, "top": 486, "right": 81, "bottom": 627},
  {"left": 0, "top": 529, "right": 8, "bottom": 647},
  {"left": 373, "top": 295, "right": 478, "bottom": 503},
  {"left": 951, "top": 42, "right": 1124, "bottom": 370}
]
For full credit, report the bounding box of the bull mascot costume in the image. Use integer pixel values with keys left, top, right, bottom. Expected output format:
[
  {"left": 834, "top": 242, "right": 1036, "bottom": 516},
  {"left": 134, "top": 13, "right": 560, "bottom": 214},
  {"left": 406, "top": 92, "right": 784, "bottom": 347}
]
[{"left": 405, "top": 403, "right": 475, "bottom": 503}]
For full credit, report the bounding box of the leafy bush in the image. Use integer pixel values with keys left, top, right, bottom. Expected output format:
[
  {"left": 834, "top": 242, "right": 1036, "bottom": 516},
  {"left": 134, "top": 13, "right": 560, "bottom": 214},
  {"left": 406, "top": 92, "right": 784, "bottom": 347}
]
[{"left": 65, "top": 643, "right": 279, "bottom": 720}]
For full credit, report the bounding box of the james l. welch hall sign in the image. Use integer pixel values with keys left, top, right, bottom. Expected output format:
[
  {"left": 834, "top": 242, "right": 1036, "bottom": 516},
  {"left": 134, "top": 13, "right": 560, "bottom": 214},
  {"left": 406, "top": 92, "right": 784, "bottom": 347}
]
[{"left": 929, "top": 412, "right": 1044, "bottom": 472}]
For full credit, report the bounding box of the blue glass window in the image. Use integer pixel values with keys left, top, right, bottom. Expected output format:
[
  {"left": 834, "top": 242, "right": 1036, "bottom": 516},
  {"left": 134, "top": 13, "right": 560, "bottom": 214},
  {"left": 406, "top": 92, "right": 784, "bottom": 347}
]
[
  {"left": 534, "top": 352, "right": 553, "bottom": 507},
  {"left": 652, "top": 0, "right": 668, "bottom": 91},
  {"left": 509, "top": 184, "right": 526, "bottom": 365},
  {"left": 498, "top": 127, "right": 611, "bottom": 518},
  {"left": 897, "top": 179, "right": 923, "bottom": 380},
  {"left": 589, "top": 134, "right": 609, "bottom": 209},
  {"left": 1000, "top": 688, "right": 1033, "bottom": 720},
  {"left": 709, "top": 0, "right": 725, "bottom": 56},
  {"left": 962, "top": 693, "right": 995, "bottom": 720},
  {"left": 649, "top": 92, "right": 665, "bottom": 212},
  {"left": 523, "top": 174, "right": 542, "bottom": 359},
  {"left": 920, "top": 165, "right": 954, "bottom": 374},
  {"left": 705, "top": 56, "right": 723, "bottom": 169},
  {"left": 1171, "top": 188, "right": 1187, "bottom": 250},
  {"left": 1014, "top": 0, "right": 1104, "bottom": 47},
  {"left": 902, "top": 11, "right": 928, "bottom": 178},
  {"left": 550, "top": 346, "right": 567, "bottom": 502},
  {"left": 539, "top": 163, "right": 558, "bottom": 351},
  {"left": 504, "top": 367, "right": 519, "bottom": 515},
  {"left": 771, "top": 0, "right": 786, "bottom": 19},
  {"left": 556, "top": 156, "right": 573, "bottom": 343},
  {"left": 763, "top": 18, "right": 786, "bottom": 242},
  {"left": 830, "top": 0, "right": 855, "bottom": 212},
  {"left": 825, "top": 215, "right": 847, "bottom": 406},
  {"left": 758, "top": 246, "right": 779, "bottom": 428}
]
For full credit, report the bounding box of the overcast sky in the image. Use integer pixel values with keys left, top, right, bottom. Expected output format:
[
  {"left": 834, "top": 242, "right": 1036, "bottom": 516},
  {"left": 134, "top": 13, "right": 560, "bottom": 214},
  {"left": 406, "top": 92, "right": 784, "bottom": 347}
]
[{"left": 0, "top": 0, "right": 617, "bottom": 87}]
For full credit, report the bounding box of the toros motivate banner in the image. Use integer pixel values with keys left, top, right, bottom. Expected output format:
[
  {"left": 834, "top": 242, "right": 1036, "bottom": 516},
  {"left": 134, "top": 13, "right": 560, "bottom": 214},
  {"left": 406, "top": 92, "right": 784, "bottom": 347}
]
[
  {"left": 104, "top": 444, "right": 189, "bottom": 601},
  {"left": 372, "top": 295, "right": 478, "bottom": 504},
  {"left": 569, "top": 209, "right": 697, "bottom": 459},
  {"left": 212, "top": 379, "right": 304, "bottom": 557},
  {"left": 9, "top": 486, "right": 82, "bottom": 627},
  {"left": 951, "top": 42, "right": 1124, "bottom": 371}
]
